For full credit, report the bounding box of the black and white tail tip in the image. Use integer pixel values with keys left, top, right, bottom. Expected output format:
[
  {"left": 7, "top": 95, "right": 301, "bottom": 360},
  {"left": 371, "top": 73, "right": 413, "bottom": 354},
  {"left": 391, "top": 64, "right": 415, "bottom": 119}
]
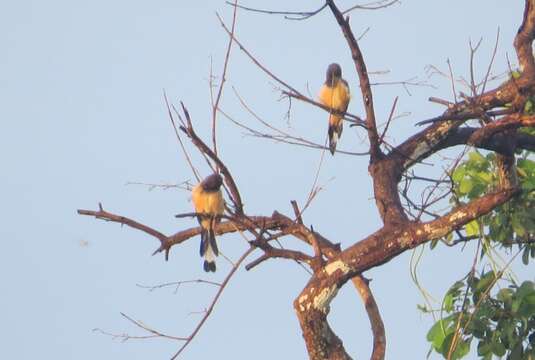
[
  {"left": 199, "top": 228, "right": 219, "bottom": 272},
  {"left": 328, "top": 124, "right": 342, "bottom": 155}
]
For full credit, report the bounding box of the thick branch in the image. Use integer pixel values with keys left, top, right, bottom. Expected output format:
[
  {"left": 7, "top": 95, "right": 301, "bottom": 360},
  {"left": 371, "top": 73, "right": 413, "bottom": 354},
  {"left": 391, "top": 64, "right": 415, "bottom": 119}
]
[
  {"left": 294, "top": 186, "right": 519, "bottom": 360},
  {"left": 466, "top": 113, "right": 535, "bottom": 146},
  {"left": 515, "top": 0, "right": 535, "bottom": 75},
  {"left": 351, "top": 277, "right": 386, "bottom": 360},
  {"left": 439, "top": 127, "right": 535, "bottom": 153},
  {"left": 78, "top": 206, "right": 279, "bottom": 257}
]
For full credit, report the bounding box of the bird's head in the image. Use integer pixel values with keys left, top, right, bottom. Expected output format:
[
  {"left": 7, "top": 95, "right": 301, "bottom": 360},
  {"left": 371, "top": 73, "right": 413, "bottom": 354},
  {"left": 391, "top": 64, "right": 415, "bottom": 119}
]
[
  {"left": 325, "top": 63, "right": 342, "bottom": 86},
  {"left": 201, "top": 173, "right": 223, "bottom": 192}
]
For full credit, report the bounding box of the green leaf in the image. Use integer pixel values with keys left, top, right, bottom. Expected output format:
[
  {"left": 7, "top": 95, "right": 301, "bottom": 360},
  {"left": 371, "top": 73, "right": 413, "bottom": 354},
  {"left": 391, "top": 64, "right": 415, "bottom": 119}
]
[
  {"left": 459, "top": 178, "right": 473, "bottom": 194},
  {"left": 477, "top": 171, "right": 493, "bottom": 184},
  {"left": 525, "top": 99, "right": 534, "bottom": 114},
  {"left": 517, "top": 281, "right": 535, "bottom": 299},
  {"left": 454, "top": 338, "right": 471, "bottom": 359},
  {"left": 452, "top": 167, "right": 466, "bottom": 183},
  {"left": 442, "top": 335, "right": 471, "bottom": 359},
  {"left": 444, "top": 293, "right": 455, "bottom": 312},
  {"left": 497, "top": 288, "right": 514, "bottom": 304},
  {"left": 476, "top": 271, "right": 496, "bottom": 293},
  {"left": 469, "top": 151, "right": 486, "bottom": 165},
  {"left": 511, "top": 70, "right": 522, "bottom": 79},
  {"left": 492, "top": 341, "right": 506, "bottom": 356},
  {"left": 512, "top": 216, "right": 527, "bottom": 237},
  {"left": 525, "top": 293, "right": 535, "bottom": 305},
  {"left": 509, "top": 342, "right": 523, "bottom": 360},
  {"left": 466, "top": 220, "right": 480, "bottom": 237},
  {"left": 512, "top": 298, "right": 522, "bottom": 314},
  {"left": 477, "top": 341, "right": 492, "bottom": 356},
  {"left": 427, "top": 315, "right": 456, "bottom": 351},
  {"left": 518, "top": 167, "right": 529, "bottom": 178}
]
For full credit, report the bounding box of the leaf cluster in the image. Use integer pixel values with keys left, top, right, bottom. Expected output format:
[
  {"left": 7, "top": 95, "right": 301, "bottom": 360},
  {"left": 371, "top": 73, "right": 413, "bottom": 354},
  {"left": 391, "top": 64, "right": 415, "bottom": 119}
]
[
  {"left": 450, "top": 151, "right": 534, "bottom": 259},
  {"left": 427, "top": 275, "right": 535, "bottom": 360}
]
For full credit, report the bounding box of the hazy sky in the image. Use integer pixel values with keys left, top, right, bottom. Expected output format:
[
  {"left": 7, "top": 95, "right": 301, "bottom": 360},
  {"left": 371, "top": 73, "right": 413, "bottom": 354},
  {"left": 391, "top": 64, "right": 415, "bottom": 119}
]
[{"left": 1, "top": 1, "right": 530, "bottom": 359}]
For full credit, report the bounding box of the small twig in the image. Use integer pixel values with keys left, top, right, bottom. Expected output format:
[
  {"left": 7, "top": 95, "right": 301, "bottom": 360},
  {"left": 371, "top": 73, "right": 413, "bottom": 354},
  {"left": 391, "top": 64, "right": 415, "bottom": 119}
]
[
  {"left": 136, "top": 280, "right": 222, "bottom": 294},
  {"left": 342, "top": 0, "right": 400, "bottom": 14},
  {"left": 179, "top": 102, "right": 244, "bottom": 214},
  {"left": 480, "top": 28, "right": 500, "bottom": 97},
  {"left": 468, "top": 38, "right": 483, "bottom": 97},
  {"left": 125, "top": 180, "right": 190, "bottom": 191},
  {"left": 404, "top": 175, "right": 449, "bottom": 184},
  {"left": 379, "top": 96, "right": 398, "bottom": 146},
  {"left": 164, "top": 91, "right": 201, "bottom": 182},
  {"left": 122, "top": 312, "right": 188, "bottom": 341},
  {"left": 225, "top": 2, "right": 328, "bottom": 20},
  {"left": 447, "top": 59, "right": 458, "bottom": 104},
  {"left": 282, "top": 90, "right": 366, "bottom": 127},
  {"left": 216, "top": 13, "right": 367, "bottom": 129},
  {"left": 170, "top": 248, "right": 254, "bottom": 359},
  {"left": 212, "top": 4, "right": 239, "bottom": 159},
  {"left": 429, "top": 97, "right": 454, "bottom": 107},
  {"left": 218, "top": 107, "right": 368, "bottom": 156}
]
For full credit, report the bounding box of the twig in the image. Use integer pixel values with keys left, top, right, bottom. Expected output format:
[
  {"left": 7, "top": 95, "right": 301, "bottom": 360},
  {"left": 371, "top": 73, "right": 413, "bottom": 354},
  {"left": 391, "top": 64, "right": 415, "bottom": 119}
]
[
  {"left": 342, "top": 0, "right": 400, "bottom": 14},
  {"left": 170, "top": 248, "right": 254, "bottom": 359},
  {"left": 429, "top": 97, "right": 454, "bottom": 107},
  {"left": 164, "top": 91, "right": 201, "bottom": 182},
  {"left": 216, "top": 13, "right": 366, "bottom": 129},
  {"left": 468, "top": 38, "right": 483, "bottom": 97},
  {"left": 447, "top": 59, "right": 458, "bottom": 104},
  {"left": 179, "top": 102, "right": 244, "bottom": 214},
  {"left": 218, "top": 107, "right": 368, "bottom": 156},
  {"left": 136, "top": 279, "right": 222, "bottom": 293},
  {"left": 212, "top": 4, "right": 239, "bottom": 158},
  {"left": 379, "top": 96, "right": 398, "bottom": 146},
  {"left": 480, "top": 28, "right": 500, "bottom": 97},
  {"left": 225, "top": 2, "right": 328, "bottom": 20}
]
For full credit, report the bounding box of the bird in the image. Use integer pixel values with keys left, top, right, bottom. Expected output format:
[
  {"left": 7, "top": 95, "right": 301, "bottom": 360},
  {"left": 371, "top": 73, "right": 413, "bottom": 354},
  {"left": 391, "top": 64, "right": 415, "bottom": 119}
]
[
  {"left": 191, "top": 173, "right": 225, "bottom": 272},
  {"left": 318, "top": 63, "right": 351, "bottom": 155}
]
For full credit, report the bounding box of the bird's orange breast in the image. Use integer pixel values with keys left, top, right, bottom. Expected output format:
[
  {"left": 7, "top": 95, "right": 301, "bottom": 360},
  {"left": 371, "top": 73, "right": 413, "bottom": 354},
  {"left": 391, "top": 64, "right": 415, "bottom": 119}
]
[
  {"left": 319, "top": 80, "right": 350, "bottom": 112},
  {"left": 192, "top": 185, "right": 224, "bottom": 216}
]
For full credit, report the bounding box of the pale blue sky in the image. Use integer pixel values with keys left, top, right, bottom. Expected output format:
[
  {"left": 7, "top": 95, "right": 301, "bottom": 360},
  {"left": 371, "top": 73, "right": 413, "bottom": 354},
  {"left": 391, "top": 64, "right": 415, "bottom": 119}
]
[{"left": 1, "top": 1, "right": 530, "bottom": 359}]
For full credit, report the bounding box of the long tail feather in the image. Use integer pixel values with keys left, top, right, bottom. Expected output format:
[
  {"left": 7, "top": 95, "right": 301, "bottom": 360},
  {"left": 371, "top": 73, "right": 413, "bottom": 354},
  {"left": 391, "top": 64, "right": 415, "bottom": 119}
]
[
  {"left": 328, "top": 115, "right": 343, "bottom": 155},
  {"left": 200, "top": 217, "right": 218, "bottom": 272},
  {"left": 328, "top": 124, "right": 338, "bottom": 155},
  {"left": 209, "top": 217, "right": 219, "bottom": 256},
  {"left": 199, "top": 229, "right": 208, "bottom": 256}
]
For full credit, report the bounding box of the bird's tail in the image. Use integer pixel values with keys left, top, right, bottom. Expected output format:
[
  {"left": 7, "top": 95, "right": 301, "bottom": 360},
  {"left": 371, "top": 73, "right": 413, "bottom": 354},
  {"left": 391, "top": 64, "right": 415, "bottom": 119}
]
[
  {"left": 328, "top": 115, "right": 344, "bottom": 155},
  {"left": 199, "top": 217, "right": 219, "bottom": 272}
]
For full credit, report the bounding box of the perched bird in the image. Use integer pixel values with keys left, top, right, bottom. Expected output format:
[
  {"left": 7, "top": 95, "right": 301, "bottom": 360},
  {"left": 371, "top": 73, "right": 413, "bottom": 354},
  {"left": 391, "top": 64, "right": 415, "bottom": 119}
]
[
  {"left": 318, "top": 63, "right": 351, "bottom": 155},
  {"left": 191, "top": 173, "right": 225, "bottom": 272}
]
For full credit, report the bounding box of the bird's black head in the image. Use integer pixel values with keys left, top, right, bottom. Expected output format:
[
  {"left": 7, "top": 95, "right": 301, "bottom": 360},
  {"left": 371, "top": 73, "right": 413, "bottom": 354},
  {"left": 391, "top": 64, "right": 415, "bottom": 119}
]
[
  {"left": 201, "top": 173, "right": 223, "bottom": 192},
  {"left": 325, "top": 63, "right": 342, "bottom": 86}
]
